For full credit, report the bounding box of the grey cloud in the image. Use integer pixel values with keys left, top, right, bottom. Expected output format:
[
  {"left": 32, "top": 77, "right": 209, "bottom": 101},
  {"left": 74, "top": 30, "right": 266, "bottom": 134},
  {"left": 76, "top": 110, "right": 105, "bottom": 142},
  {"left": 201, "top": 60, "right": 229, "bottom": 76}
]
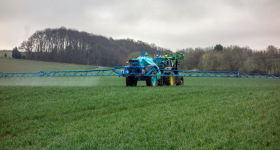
[{"left": 0, "top": 0, "right": 279, "bottom": 50}]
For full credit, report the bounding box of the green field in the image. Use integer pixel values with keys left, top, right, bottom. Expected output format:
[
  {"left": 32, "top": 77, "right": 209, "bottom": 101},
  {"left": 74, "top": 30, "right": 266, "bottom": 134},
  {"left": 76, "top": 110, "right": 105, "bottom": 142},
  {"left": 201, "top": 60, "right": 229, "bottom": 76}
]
[
  {"left": 0, "top": 51, "right": 12, "bottom": 58},
  {"left": 0, "top": 58, "right": 97, "bottom": 73},
  {"left": 1, "top": 76, "right": 279, "bottom": 149},
  {"left": 0, "top": 51, "right": 27, "bottom": 58},
  {"left": 1, "top": 58, "right": 280, "bottom": 149}
]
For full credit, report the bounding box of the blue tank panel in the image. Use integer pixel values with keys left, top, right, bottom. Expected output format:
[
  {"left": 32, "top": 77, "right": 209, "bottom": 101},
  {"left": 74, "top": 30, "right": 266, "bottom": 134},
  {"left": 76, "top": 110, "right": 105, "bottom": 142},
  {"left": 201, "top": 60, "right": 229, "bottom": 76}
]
[
  {"left": 137, "top": 56, "right": 159, "bottom": 69},
  {"left": 136, "top": 56, "right": 161, "bottom": 79}
]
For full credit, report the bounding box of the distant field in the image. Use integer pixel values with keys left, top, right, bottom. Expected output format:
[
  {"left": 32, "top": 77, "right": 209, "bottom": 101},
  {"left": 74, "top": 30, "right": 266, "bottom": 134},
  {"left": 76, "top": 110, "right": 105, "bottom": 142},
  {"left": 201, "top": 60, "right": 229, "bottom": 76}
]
[
  {"left": 0, "top": 58, "right": 97, "bottom": 73},
  {"left": 0, "top": 51, "right": 12, "bottom": 58}
]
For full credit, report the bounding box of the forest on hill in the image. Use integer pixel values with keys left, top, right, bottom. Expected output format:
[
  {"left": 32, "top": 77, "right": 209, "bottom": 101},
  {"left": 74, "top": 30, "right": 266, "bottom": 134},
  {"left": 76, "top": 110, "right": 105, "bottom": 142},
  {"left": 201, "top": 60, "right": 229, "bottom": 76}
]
[
  {"left": 18, "top": 27, "right": 170, "bottom": 66},
  {"left": 17, "top": 27, "right": 280, "bottom": 74}
]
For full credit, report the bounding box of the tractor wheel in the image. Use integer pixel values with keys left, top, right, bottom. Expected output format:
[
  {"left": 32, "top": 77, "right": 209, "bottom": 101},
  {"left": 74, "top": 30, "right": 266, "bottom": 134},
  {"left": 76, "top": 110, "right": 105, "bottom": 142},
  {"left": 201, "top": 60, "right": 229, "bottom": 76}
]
[
  {"left": 126, "top": 76, "right": 131, "bottom": 86},
  {"left": 126, "top": 76, "right": 135, "bottom": 86},
  {"left": 126, "top": 76, "right": 137, "bottom": 86},
  {"left": 164, "top": 73, "right": 175, "bottom": 86},
  {"left": 132, "top": 79, "right": 137, "bottom": 86},
  {"left": 146, "top": 71, "right": 157, "bottom": 87},
  {"left": 176, "top": 77, "right": 184, "bottom": 85}
]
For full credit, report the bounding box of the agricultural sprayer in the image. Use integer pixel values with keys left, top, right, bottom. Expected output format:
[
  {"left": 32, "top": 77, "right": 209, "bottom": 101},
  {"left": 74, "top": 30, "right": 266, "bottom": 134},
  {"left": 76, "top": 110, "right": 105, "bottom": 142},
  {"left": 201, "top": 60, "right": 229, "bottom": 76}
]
[
  {"left": 1, "top": 50, "right": 279, "bottom": 86},
  {"left": 122, "top": 50, "right": 185, "bottom": 87}
]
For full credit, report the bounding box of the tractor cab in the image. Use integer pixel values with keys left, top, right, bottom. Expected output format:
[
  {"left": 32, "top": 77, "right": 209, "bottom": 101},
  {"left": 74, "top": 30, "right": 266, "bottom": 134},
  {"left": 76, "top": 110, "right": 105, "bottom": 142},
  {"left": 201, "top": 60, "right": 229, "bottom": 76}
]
[{"left": 159, "top": 59, "right": 173, "bottom": 69}]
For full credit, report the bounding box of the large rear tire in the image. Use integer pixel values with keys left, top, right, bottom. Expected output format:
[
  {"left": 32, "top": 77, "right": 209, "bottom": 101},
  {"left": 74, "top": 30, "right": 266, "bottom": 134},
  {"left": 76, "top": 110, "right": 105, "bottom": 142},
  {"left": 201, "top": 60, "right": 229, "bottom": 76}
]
[
  {"left": 176, "top": 77, "right": 184, "bottom": 85},
  {"left": 164, "top": 73, "right": 175, "bottom": 86},
  {"left": 146, "top": 71, "right": 157, "bottom": 87}
]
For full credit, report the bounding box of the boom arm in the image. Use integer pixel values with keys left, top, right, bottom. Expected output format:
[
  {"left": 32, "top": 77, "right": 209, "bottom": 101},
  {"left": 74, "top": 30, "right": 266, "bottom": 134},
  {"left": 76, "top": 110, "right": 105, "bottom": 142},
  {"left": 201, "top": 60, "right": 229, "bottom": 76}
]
[{"left": 1, "top": 69, "right": 279, "bottom": 79}]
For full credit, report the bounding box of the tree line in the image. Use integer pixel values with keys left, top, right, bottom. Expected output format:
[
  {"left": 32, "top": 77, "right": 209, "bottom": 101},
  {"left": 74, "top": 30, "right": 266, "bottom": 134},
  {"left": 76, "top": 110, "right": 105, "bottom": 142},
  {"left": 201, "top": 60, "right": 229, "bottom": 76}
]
[
  {"left": 18, "top": 27, "right": 280, "bottom": 74},
  {"left": 12, "top": 47, "right": 24, "bottom": 59},
  {"left": 178, "top": 45, "right": 280, "bottom": 74},
  {"left": 19, "top": 27, "right": 169, "bottom": 66}
]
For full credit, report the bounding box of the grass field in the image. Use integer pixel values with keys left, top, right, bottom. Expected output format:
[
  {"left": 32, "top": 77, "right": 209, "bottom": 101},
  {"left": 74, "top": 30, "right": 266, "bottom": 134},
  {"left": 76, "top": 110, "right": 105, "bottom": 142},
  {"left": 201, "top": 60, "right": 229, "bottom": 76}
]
[
  {"left": 0, "top": 51, "right": 27, "bottom": 58},
  {"left": 0, "top": 58, "right": 97, "bottom": 73},
  {"left": 0, "top": 51, "right": 12, "bottom": 58},
  {"left": 0, "top": 75, "right": 279, "bottom": 149}
]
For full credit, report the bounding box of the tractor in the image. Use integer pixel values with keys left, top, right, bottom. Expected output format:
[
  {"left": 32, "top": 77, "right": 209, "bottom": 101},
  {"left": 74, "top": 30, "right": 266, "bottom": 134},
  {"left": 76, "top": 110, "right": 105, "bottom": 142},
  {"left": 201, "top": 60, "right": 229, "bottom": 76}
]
[{"left": 122, "top": 50, "right": 184, "bottom": 87}]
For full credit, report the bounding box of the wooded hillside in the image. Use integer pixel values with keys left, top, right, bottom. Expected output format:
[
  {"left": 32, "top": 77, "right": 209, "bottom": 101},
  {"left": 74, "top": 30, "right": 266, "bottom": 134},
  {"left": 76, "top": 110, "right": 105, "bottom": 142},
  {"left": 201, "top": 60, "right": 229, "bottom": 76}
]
[
  {"left": 18, "top": 27, "right": 280, "bottom": 74},
  {"left": 19, "top": 27, "right": 170, "bottom": 66}
]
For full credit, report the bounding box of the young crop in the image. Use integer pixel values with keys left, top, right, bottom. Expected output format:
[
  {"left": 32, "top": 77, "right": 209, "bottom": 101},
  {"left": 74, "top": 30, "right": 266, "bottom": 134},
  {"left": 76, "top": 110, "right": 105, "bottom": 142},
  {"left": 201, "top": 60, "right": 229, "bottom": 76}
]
[{"left": 0, "top": 77, "right": 279, "bottom": 149}]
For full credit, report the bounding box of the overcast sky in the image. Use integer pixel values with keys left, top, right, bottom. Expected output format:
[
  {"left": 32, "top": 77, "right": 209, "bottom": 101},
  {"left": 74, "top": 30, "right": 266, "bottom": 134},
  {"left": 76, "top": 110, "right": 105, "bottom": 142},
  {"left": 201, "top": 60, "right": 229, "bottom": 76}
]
[{"left": 0, "top": 0, "right": 279, "bottom": 51}]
